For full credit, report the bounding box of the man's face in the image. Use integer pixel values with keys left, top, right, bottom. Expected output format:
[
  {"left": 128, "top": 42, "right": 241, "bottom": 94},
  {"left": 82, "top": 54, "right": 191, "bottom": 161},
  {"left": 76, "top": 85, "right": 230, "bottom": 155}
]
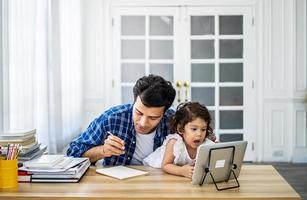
[{"left": 133, "top": 96, "right": 165, "bottom": 134}]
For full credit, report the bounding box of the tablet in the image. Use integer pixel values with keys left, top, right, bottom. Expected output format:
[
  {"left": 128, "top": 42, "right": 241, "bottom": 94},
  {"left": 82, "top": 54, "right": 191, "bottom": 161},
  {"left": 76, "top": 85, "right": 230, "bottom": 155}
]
[{"left": 192, "top": 141, "right": 247, "bottom": 185}]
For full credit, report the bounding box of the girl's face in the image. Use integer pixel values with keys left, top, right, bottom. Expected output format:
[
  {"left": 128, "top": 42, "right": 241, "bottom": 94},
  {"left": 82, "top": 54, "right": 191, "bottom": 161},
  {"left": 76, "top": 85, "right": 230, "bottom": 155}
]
[{"left": 179, "top": 117, "right": 208, "bottom": 149}]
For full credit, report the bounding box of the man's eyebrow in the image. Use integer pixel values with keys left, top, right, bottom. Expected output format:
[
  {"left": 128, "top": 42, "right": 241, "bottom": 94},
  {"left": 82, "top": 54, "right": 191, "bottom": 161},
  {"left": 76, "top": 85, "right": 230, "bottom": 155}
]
[
  {"left": 135, "top": 108, "right": 162, "bottom": 118},
  {"left": 135, "top": 108, "right": 143, "bottom": 114},
  {"left": 149, "top": 115, "right": 162, "bottom": 119}
]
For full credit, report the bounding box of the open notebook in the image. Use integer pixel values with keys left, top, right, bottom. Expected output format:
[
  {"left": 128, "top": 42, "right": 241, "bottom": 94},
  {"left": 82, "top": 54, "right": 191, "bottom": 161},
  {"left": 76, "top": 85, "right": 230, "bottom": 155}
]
[{"left": 96, "top": 166, "right": 149, "bottom": 180}]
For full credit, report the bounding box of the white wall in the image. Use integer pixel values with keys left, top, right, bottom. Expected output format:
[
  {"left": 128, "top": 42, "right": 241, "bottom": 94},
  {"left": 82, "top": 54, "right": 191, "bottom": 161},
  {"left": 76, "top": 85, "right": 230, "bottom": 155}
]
[
  {"left": 82, "top": 0, "right": 307, "bottom": 162},
  {"left": 260, "top": 0, "right": 295, "bottom": 162},
  {"left": 258, "top": 0, "right": 307, "bottom": 162}
]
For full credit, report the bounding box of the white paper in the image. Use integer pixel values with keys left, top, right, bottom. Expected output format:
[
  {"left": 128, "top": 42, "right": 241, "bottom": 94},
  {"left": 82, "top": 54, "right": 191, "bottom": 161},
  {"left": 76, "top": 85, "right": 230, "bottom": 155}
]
[
  {"left": 96, "top": 166, "right": 149, "bottom": 180},
  {"left": 215, "top": 159, "right": 225, "bottom": 168}
]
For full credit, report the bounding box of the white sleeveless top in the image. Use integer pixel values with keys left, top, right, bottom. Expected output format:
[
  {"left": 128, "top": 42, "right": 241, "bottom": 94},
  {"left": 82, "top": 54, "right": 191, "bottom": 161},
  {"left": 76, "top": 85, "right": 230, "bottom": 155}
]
[{"left": 143, "top": 134, "right": 214, "bottom": 168}]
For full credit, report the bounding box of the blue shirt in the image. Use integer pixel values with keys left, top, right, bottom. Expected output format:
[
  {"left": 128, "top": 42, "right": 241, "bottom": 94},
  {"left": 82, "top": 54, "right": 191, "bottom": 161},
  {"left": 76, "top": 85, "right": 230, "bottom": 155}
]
[{"left": 66, "top": 104, "right": 175, "bottom": 165}]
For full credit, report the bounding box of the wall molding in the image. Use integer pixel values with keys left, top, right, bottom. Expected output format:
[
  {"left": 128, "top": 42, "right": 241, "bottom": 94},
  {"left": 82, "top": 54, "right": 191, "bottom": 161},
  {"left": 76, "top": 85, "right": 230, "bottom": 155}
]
[
  {"left": 1, "top": 0, "right": 9, "bottom": 131},
  {"left": 0, "top": 0, "right": 3, "bottom": 132},
  {"left": 263, "top": 102, "right": 292, "bottom": 162},
  {"left": 263, "top": 97, "right": 306, "bottom": 104},
  {"left": 109, "top": 0, "right": 255, "bottom": 7},
  {"left": 293, "top": 105, "right": 307, "bottom": 162},
  {"left": 295, "top": 0, "right": 307, "bottom": 93}
]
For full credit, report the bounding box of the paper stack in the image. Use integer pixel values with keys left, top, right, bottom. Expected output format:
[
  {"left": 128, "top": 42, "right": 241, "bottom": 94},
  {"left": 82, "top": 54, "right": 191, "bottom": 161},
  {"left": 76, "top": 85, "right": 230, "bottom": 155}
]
[
  {"left": 18, "top": 155, "right": 90, "bottom": 182},
  {"left": 0, "top": 129, "right": 47, "bottom": 163}
]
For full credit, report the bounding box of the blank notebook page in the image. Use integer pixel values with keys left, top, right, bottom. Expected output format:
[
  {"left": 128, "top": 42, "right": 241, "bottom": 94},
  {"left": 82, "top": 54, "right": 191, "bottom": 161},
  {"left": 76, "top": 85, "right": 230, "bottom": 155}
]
[{"left": 96, "top": 166, "right": 149, "bottom": 180}]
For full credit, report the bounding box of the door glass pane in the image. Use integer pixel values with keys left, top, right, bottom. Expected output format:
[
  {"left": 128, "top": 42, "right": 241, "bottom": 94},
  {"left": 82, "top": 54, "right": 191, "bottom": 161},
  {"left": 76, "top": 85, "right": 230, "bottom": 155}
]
[
  {"left": 191, "top": 16, "right": 214, "bottom": 35},
  {"left": 150, "top": 16, "right": 173, "bottom": 35},
  {"left": 220, "top": 111, "right": 243, "bottom": 129},
  {"left": 219, "top": 133, "right": 243, "bottom": 142},
  {"left": 220, "top": 63, "right": 243, "bottom": 82},
  {"left": 220, "top": 87, "right": 243, "bottom": 106},
  {"left": 121, "top": 63, "right": 145, "bottom": 82},
  {"left": 191, "top": 87, "right": 215, "bottom": 106},
  {"left": 150, "top": 63, "right": 173, "bottom": 82},
  {"left": 191, "top": 63, "right": 215, "bottom": 82},
  {"left": 121, "top": 86, "right": 134, "bottom": 104},
  {"left": 219, "top": 39, "right": 243, "bottom": 58},
  {"left": 191, "top": 40, "right": 215, "bottom": 59},
  {"left": 219, "top": 16, "right": 243, "bottom": 35},
  {"left": 209, "top": 110, "right": 215, "bottom": 129},
  {"left": 121, "top": 16, "right": 145, "bottom": 35},
  {"left": 150, "top": 40, "right": 173, "bottom": 59},
  {"left": 121, "top": 40, "right": 145, "bottom": 59}
]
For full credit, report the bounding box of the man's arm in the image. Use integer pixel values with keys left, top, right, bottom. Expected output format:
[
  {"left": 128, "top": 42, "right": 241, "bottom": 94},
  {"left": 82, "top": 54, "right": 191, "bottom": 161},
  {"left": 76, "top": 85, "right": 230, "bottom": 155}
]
[
  {"left": 67, "top": 110, "right": 126, "bottom": 163},
  {"left": 82, "top": 134, "right": 125, "bottom": 163},
  {"left": 66, "top": 117, "right": 105, "bottom": 160}
]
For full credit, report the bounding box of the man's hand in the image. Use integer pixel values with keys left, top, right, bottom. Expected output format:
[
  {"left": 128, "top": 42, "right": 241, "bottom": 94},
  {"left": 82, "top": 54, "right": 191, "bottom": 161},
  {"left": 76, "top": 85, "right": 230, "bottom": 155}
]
[
  {"left": 180, "top": 163, "right": 195, "bottom": 179},
  {"left": 102, "top": 135, "right": 125, "bottom": 157}
]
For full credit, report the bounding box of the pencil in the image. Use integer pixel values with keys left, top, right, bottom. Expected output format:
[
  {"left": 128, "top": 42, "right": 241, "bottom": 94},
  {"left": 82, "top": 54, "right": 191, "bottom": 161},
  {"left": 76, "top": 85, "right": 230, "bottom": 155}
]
[
  {"left": 6, "top": 143, "right": 11, "bottom": 160},
  {"left": 106, "top": 131, "right": 125, "bottom": 153},
  {"left": 107, "top": 131, "right": 115, "bottom": 136}
]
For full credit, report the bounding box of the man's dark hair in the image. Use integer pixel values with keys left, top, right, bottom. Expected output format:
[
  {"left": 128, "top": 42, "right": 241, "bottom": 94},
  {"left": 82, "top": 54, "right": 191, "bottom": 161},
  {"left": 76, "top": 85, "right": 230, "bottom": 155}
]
[{"left": 133, "top": 74, "right": 176, "bottom": 112}]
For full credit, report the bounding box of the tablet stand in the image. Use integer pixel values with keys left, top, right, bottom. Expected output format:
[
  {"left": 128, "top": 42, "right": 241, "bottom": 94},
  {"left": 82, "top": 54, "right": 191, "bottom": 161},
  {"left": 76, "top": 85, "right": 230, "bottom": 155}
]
[{"left": 199, "top": 146, "right": 240, "bottom": 191}]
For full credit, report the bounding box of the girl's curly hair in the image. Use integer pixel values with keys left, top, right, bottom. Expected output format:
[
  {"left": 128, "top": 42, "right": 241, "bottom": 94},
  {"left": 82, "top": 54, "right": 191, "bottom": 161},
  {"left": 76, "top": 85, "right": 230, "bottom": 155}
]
[{"left": 169, "top": 102, "right": 213, "bottom": 137}]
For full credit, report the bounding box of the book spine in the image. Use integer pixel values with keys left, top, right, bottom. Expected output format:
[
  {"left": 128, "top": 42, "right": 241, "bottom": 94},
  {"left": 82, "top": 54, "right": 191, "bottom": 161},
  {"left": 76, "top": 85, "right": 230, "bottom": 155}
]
[{"left": 18, "top": 171, "right": 32, "bottom": 182}]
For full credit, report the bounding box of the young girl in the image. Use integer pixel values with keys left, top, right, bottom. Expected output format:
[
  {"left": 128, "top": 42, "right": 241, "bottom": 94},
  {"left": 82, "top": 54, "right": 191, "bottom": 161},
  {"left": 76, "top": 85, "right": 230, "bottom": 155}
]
[{"left": 143, "top": 102, "right": 215, "bottom": 179}]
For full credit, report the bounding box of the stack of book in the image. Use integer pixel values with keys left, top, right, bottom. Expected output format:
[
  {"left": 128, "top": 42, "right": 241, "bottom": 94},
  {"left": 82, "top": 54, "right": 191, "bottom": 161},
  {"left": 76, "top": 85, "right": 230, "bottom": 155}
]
[
  {"left": 18, "top": 155, "right": 90, "bottom": 183},
  {"left": 0, "top": 129, "right": 47, "bottom": 163}
]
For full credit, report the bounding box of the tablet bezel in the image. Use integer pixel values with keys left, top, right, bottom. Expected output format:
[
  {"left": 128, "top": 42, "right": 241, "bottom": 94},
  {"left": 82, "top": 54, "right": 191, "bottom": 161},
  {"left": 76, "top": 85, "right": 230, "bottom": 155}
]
[{"left": 191, "top": 141, "right": 247, "bottom": 185}]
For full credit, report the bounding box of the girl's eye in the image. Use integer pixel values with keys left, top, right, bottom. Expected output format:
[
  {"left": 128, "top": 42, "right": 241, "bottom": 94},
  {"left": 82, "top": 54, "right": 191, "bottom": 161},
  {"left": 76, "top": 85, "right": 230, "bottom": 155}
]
[
  {"left": 202, "top": 129, "right": 207, "bottom": 132},
  {"left": 192, "top": 128, "right": 197, "bottom": 131}
]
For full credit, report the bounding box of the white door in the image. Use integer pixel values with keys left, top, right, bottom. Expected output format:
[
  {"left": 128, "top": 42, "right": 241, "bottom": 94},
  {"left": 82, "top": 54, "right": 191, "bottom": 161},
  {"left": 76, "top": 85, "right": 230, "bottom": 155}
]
[
  {"left": 183, "top": 7, "right": 256, "bottom": 161},
  {"left": 111, "top": 7, "right": 180, "bottom": 104},
  {"left": 111, "top": 6, "right": 256, "bottom": 161}
]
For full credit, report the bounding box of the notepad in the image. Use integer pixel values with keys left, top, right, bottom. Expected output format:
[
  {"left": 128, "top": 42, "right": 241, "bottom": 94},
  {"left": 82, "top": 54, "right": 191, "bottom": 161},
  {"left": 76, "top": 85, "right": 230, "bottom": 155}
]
[{"left": 96, "top": 166, "right": 149, "bottom": 180}]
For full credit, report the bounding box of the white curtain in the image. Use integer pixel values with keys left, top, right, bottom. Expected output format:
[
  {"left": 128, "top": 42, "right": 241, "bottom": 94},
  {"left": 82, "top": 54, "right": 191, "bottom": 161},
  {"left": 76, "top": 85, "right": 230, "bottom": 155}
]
[{"left": 2, "top": 0, "right": 83, "bottom": 153}]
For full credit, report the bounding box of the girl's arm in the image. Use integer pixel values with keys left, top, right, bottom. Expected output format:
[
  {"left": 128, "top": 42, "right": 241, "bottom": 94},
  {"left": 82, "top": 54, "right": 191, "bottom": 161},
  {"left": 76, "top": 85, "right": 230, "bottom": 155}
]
[{"left": 161, "top": 139, "right": 194, "bottom": 178}]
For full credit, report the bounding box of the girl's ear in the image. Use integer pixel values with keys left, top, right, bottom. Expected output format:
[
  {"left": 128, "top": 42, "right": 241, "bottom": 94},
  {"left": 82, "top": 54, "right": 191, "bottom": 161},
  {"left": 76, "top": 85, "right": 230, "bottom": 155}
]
[{"left": 177, "top": 125, "right": 183, "bottom": 135}]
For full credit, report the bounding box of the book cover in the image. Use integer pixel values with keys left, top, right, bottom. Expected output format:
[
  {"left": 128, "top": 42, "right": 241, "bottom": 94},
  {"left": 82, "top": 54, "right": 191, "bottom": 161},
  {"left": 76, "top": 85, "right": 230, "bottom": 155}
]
[
  {"left": 23, "top": 155, "right": 64, "bottom": 168},
  {"left": 30, "top": 160, "right": 90, "bottom": 183},
  {"left": 19, "top": 157, "right": 89, "bottom": 173},
  {"left": 31, "top": 160, "right": 90, "bottom": 179},
  {"left": 18, "top": 145, "right": 47, "bottom": 162},
  {"left": 0, "top": 129, "right": 36, "bottom": 137}
]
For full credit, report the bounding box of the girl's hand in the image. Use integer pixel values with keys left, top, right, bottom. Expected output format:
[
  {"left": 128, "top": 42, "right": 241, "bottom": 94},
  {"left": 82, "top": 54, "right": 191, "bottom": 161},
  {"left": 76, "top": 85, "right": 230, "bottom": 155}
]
[
  {"left": 208, "top": 133, "right": 217, "bottom": 142},
  {"left": 181, "top": 164, "right": 194, "bottom": 179}
]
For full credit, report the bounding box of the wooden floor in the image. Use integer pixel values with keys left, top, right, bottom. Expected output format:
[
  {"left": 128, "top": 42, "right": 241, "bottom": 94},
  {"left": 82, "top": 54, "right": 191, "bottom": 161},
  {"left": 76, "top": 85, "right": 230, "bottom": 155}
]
[{"left": 259, "top": 163, "right": 307, "bottom": 200}]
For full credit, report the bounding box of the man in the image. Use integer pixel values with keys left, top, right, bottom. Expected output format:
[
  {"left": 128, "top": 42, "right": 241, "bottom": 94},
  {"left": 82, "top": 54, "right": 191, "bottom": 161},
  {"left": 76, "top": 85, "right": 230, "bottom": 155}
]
[{"left": 67, "top": 74, "right": 176, "bottom": 165}]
